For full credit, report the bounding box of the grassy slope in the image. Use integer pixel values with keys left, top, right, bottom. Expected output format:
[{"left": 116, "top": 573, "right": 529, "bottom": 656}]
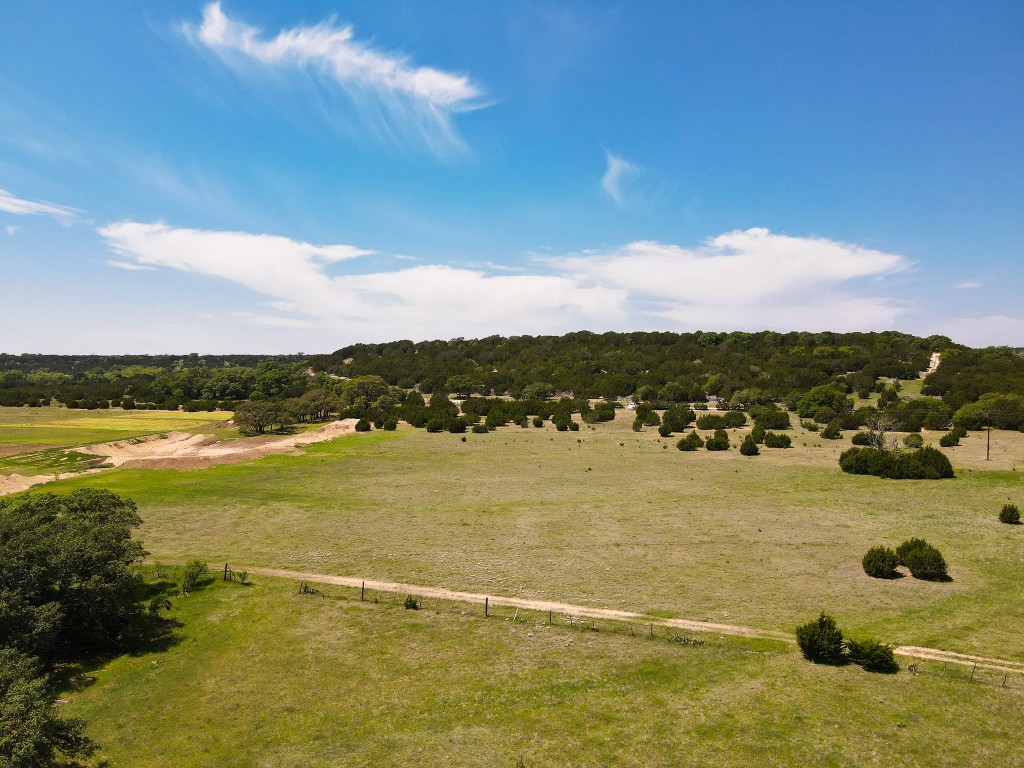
[
  {"left": 44, "top": 419, "right": 1024, "bottom": 661},
  {"left": 0, "top": 407, "right": 228, "bottom": 449},
  {"left": 64, "top": 576, "right": 1024, "bottom": 768}
]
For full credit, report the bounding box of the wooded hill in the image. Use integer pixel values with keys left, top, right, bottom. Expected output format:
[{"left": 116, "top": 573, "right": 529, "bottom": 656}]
[{"left": 2, "top": 332, "right": 1023, "bottom": 418}]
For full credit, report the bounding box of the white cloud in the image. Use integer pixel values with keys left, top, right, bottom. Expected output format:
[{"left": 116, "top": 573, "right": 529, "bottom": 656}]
[
  {"left": 956, "top": 281, "right": 983, "bottom": 289},
  {"left": 0, "top": 188, "right": 79, "bottom": 220},
  {"left": 548, "top": 228, "right": 912, "bottom": 330},
  {"left": 105, "top": 259, "right": 156, "bottom": 271},
  {"left": 937, "top": 316, "right": 1024, "bottom": 347},
  {"left": 98, "top": 222, "right": 910, "bottom": 342},
  {"left": 186, "top": 2, "right": 485, "bottom": 154},
  {"left": 601, "top": 151, "right": 640, "bottom": 207},
  {"left": 98, "top": 221, "right": 624, "bottom": 341},
  {"left": 5, "top": 225, "right": 18, "bottom": 235}
]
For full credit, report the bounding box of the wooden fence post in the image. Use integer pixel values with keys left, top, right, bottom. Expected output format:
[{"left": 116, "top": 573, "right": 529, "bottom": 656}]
[
  {"left": 361, "top": 581, "right": 365, "bottom": 601},
  {"left": 223, "top": 563, "right": 229, "bottom": 581},
  {"left": 485, "top": 597, "right": 489, "bottom": 617}
]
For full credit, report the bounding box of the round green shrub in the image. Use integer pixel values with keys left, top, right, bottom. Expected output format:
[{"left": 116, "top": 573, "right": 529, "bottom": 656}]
[
  {"left": 999, "top": 503, "right": 1020, "bottom": 524},
  {"left": 705, "top": 429, "right": 730, "bottom": 451},
  {"left": 471, "top": 423, "right": 489, "bottom": 434},
  {"left": 904, "top": 544, "right": 948, "bottom": 581},
  {"left": 862, "top": 546, "right": 899, "bottom": 578},
  {"left": 355, "top": 418, "right": 372, "bottom": 432},
  {"left": 846, "top": 638, "right": 898, "bottom": 673},
  {"left": 821, "top": 420, "right": 842, "bottom": 439},
  {"left": 751, "top": 424, "right": 766, "bottom": 443},
  {"left": 658, "top": 424, "right": 672, "bottom": 437},
  {"left": 382, "top": 418, "right": 397, "bottom": 430},
  {"left": 676, "top": 432, "right": 704, "bottom": 451},
  {"left": 739, "top": 434, "right": 759, "bottom": 456},
  {"left": 795, "top": 612, "right": 846, "bottom": 665},
  {"left": 813, "top": 406, "right": 837, "bottom": 424},
  {"left": 939, "top": 431, "right": 959, "bottom": 447},
  {"left": 851, "top": 431, "right": 873, "bottom": 446},
  {"left": 532, "top": 416, "right": 543, "bottom": 428},
  {"left": 903, "top": 433, "right": 924, "bottom": 449},
  {"left": 763, "top": 431, "right": 792, "bottom": 448}
]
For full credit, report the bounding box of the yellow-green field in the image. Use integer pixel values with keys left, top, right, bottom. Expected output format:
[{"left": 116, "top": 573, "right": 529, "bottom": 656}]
[
  {"left": 0, "top": 406, "right": 229, "bottom": 450},
  {"left": 9, "top": 410, "right": 1023, "bottom": 765},
  {"left": 62, "top": 575, "right": 1024, "bottom": 768}
]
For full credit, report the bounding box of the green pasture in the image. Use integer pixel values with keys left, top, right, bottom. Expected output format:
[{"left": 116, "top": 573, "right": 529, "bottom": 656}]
[
  {"left": 0, "top": 406, "right": 229, "bottom": 451},
  {"left": 42, "top": 418, "right": 1024, "bottom": 662},
  {"left": 64, "top": 574, "right": 1024, "bottom": 768}
]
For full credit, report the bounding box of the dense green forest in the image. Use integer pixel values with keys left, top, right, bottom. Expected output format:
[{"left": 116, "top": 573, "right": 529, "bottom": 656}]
[{"left": 2, "top": 332, "right": 1023, "bottom": 433}]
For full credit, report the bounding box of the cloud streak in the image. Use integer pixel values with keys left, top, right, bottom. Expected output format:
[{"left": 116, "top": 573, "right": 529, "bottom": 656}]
[
  {"left": 601, "top": 151, "right": 640, "bottom": 207},
  {"left": 186, "top": 2, "right": 486, "bottom": 154},
  {"left": 98, "top": 223, "right": 911, "bottom": 343},
  {"left": 0, "top": 188, "right": 80, "bottom": 220}
]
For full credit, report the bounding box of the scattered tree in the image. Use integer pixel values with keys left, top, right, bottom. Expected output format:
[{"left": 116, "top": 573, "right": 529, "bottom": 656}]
[
  {"left": 1000, "top": 503, "right": 1021, "bottom": 524},
  {"left": 795, "top": 612, "right": 846, "bottom": 665},
  {"left": 862, "top": 546, "right": 899, "bottom": 578}
]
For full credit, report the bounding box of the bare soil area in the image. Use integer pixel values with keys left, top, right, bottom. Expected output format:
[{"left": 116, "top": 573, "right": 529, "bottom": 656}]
[
  {"left": 0, "top": 420, "right": 359, "bottom": 495},
  {"left": 76, "top": 419, "right": 360, "bottom": 470}
]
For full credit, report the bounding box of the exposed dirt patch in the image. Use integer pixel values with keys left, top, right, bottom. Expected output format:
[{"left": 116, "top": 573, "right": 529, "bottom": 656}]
[
  {"left": 0, "top": 469, "right": 102, "bottom": 496},
  {"left": 75, "top": 419, "right": 360, "bottom": 470},
  {"left": 0, "top": 443, "right": 48, "bottom": 458}
]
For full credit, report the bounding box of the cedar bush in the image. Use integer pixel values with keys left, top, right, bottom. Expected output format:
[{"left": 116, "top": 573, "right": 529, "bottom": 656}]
[
  {"left": 905, "top": 545, "right": 948, "bottom": 581},
  {"left": 821, "top": 420, "right": 842, "bottom": 439},
  {"left": 705, "top": 429, "right": 730, "bottom": 451},
  {"left": 750, "top": 424, "right": 766, "bottom": 443},
  {"left": 862, "top": 546, "right": 899, "bottom": 578},
  {"left": 739, "top": 434, "right": 759, "bottom": 456},
  {"left": 802, "top": 420, "right": 820, "bottom": 432},
  {"left": 895, "top": 538, "right": 930, "bottom": 565},
  {"left": 471, "top": 423, "right": 489, "bottom": 434},
  {"left": 676, "top": 432, "right": 704, "bottom": 451},
  {"left": 846, "top": 638, "right": 898, "bottom": 673},
  {"left": 851, "top": 431, "right": 873, "bottom": 446},
  {"left": 532, "top": 416, "right": 544, "bottom": 428},
  {"left": 763, "top": 431, "right": 792, "bottom": 448},
  {"left": 795, "top": 612, "right": 846, "bottom": 665},
  {"left": 938, "top": 431, "right": 959, "bottom": 447},
  {"left": 903, "top": 433, "right": 924, "bottom": 449},
  {"left": 1000, "top": 503, "right": 1021, "bottom": 524}
]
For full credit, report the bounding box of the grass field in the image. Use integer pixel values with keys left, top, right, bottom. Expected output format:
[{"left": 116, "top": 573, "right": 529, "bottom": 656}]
[
  {"left": 39, "top": 415, "right": 1024, "bottom": 664},
  {"left": 0, "top": 406, "right": 229, "bottom": 450},
  {"left": 62, "top": 574, "right": 1024, "bottom": 768}
]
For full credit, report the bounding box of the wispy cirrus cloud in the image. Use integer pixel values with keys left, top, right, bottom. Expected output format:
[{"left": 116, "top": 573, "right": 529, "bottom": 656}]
[
  {"left": 601, "top": 151, "right": 640, "bottom": 207},
  {"left": 184, "top": 2, "right": 486, "bottom": 155},
  {"left": 956, "top": 280, "right": 983, "bottom": 289},
  {"left": 98, "top": 222, "right": 911, "bottom": 343},
  {"left": 0, "top": 188, "right": 80, "bottom": 220}
]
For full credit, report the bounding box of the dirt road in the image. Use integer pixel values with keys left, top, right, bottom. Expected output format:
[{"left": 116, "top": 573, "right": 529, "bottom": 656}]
[{"left": 240, "top": 566, "right": 1024, "bottom": 671}]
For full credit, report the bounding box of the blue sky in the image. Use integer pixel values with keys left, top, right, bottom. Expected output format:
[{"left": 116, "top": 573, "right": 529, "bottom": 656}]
[{"left": 1, "top": 1, "right": 1021, "bottom": 352}]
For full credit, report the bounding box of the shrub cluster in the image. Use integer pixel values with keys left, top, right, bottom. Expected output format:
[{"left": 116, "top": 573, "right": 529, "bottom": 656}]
[
  {"left": 862, "top": 546, "right": 899, "bottom": 578},
  {"left": 676, "top": 432, "right": 704, "bottom": 451},
  {"left": 796, "top": 613, "right": 897, "bottom": 673},
  {"left": 895, "top": 538, "right": 948, "bottom": 581},
  {"left": 763, "top": 432, "right": 792, "bottom": 448},
  {"left": 705, "top": 429, "right": 730, "bottom": 451},
  {"left": 749, "top": 406, "right": 791, "bottom": 430},
  {"left": 851, "top": 431, "right": 874, "bottom": 446},
  {"left": 902, "top": 433, "right": 924, "bottom": 449},
  {"left": 938, "top": 431, "right": 959, "bottom": 447},
  {"left": 1000, "top": 503, "right": 1020, "bottom": 524},
  {"left": 739, "top": 434, "right": 759, "bottom": 456},
  {"left": 696, "top": 411, "right": 747, "bottom": 430},
  {"left": 821, "top": 420, "right": 842, "bottom": 439},
  {"left": 839, "top": 446, "right": 954, "bottom": 479}
]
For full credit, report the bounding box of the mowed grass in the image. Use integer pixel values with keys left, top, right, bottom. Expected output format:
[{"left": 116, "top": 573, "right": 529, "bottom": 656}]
[
  {"left": 64, "top": 575, "right": 1024, "bottom": 768},
  {"left": 44, "top": 417, "right": 1024, "bottom": 662},
  {"left": 0, "top": 406, "right": 229, "bottom": 451}
]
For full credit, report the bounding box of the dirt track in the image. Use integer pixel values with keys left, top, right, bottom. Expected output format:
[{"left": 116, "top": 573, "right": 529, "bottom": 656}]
[{"left": 239, "top": 566, "right": 1024, "bottom": 671}]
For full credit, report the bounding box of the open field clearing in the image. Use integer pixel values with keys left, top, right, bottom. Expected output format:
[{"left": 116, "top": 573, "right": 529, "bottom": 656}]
[
  {"left": 0, "top": 406, "right": 229, "bottom": 450},
  {"left": 41, "top": 417, "right": 1024, "bottom": 663},
  {"left": 63, "top": 575, "right": 1024, "bottom": 768}
]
